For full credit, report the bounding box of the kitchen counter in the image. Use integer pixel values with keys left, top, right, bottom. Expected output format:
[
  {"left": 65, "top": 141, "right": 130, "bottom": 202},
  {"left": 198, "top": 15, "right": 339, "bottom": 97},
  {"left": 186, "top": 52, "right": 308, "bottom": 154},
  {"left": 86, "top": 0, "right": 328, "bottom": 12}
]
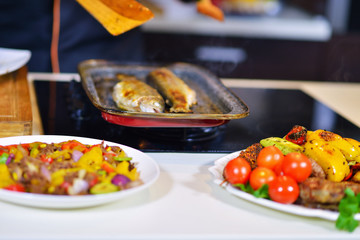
[
  {"left": 1, "top": 72, "right": 359, "bottom": 239},
  {"left": 142, "top": 5, "right": 332, "bottom": 41}
]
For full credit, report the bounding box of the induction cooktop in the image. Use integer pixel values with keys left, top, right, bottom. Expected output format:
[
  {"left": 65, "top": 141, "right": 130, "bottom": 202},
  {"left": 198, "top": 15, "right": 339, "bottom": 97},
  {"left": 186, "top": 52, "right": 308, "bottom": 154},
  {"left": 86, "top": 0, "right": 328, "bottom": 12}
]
[{"left": 34, "top": 80, "right": 360, "bottom": 153}]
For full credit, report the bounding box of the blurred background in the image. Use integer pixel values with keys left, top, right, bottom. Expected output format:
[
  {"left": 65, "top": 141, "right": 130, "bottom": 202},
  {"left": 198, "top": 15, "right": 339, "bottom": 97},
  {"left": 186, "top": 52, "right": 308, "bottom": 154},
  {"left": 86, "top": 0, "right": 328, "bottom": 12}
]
[
  {"left": 142, "top": 0, "right": 360, "bottom": 82},
  {"left": 1, "top": 0, "right": 359, "bottom": 82},
  {"left": 2, "top": 0, "right": 359, "bottom": 149}
]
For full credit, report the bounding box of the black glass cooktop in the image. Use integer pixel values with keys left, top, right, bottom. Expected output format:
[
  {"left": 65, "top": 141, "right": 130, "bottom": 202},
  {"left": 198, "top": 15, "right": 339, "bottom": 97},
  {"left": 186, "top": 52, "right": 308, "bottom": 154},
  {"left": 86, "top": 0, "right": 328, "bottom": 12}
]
[{"left": 34, "top": 80, "right": 360, "bottom": 153}]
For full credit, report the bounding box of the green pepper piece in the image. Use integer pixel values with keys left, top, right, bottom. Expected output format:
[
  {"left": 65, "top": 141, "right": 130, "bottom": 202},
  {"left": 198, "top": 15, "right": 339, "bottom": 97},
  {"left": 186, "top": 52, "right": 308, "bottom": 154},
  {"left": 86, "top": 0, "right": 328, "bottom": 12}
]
[
  {"left": 97, "top": 170, "right": 107, "bottom": 176},
  {"left": 0, "top": 153, "right": 9, "bottom": 164},
  {"left": 90, "top": 182, "right": 118, "bottom": 194},
  {"left": 113, "top": 156, "right": 132, "bottom": 161}
]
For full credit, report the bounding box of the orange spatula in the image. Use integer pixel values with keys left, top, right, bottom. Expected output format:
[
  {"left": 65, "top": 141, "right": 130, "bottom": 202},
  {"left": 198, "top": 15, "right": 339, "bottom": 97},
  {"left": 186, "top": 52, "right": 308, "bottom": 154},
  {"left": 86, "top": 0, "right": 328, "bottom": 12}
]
[{"left": 76, "top": 0, "right": 154, "bottom": 35}]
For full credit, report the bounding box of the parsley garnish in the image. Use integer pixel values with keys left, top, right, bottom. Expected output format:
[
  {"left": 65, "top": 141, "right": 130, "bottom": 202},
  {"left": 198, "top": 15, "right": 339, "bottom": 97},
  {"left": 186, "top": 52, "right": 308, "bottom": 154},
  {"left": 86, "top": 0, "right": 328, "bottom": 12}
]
[
  {"left": 233, "top": 183, "right": 270, "bottom": 199},
  {"left": 336, "top": 188, "right": 360, "bottom": 232}
]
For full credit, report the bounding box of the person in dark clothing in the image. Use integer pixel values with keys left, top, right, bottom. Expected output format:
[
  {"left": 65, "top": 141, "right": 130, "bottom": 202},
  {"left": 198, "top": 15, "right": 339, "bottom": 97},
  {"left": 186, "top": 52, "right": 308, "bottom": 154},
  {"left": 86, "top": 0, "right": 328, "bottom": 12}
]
[{"left": 0, "top": 0, "right": 144, "bottom": 73}]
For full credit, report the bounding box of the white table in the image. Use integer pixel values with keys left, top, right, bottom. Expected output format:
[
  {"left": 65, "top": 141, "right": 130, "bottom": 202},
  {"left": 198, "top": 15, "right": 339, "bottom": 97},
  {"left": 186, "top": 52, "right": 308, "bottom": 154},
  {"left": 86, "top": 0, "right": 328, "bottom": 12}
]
[
  {"left": 1, "top": 74, "right": 359, "bottom": 239},
  {"left": 1, "top": 152, "right": 360, "bottom": 239}
]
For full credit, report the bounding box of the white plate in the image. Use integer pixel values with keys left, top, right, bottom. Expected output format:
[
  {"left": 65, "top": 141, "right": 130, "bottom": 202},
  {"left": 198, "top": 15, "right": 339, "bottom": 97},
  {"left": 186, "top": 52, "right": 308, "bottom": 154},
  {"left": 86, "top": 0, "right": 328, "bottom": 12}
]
[
  {"left": 209, "top": 151, "right": 360, "bottom": 221},
  {"left": 0, "top": 135, "right": 160, "bottom": 209},
  {"left": 0, "top": 47, "right": 31, "bottom": 75}
]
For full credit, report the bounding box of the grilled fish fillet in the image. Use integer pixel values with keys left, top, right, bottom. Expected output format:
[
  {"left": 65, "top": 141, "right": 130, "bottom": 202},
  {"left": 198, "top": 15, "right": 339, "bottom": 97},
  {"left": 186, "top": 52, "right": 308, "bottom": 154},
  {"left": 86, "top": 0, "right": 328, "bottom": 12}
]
[
  {"left": 147, "top": 68, "right": 197, "bottom": 113},
  {"left": 112, "top": 75, "right": 165, "bottom": 113}
]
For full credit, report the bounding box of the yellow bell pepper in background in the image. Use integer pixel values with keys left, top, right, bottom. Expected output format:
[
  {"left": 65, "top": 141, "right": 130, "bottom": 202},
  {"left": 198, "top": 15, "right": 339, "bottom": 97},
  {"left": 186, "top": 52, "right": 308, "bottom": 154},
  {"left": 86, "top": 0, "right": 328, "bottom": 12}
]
[
  {"left": 345, "top": 138, "right": 360, "bottom": 159},
  {"left": 352, "top": 171, "right": 360, "bottom": 182},
  {"left": 312, "top": 130, "right": 360, "bottom": 162},
  {"left": 304, "top": 133, "right": 350, "bottom": 182}
]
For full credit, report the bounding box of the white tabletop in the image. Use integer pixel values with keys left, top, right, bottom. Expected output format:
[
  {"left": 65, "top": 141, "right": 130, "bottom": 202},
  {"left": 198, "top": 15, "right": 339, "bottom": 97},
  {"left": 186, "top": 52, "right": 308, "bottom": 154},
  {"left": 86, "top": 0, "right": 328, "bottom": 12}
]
[
  {"left": 2, "top": 73, "right": 358, "bottom": 239},
  {"left": 1, "top": 152, "right": 359, "bottom": 239}
]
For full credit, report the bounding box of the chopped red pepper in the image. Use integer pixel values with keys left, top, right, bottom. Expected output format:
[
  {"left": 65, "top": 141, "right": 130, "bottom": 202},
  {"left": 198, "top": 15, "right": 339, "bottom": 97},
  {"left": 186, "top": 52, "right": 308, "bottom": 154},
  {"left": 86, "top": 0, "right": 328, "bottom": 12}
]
[
  {"left": 4, "top": 144, "right": 19, "bottom": 151},
  {"left": 61, "top": 140, "right": 91, "bottom": 153},
  {"left": 89, "top": 144, "right": 101, "bottom": 150},
  {"left": 40, "top": 154, "right": 53, "bottom": 164},
  {"left": 3, "top": 184, "right": 25, "bottom": 192},
  {"left": 61, "top": 141, "right": 82, "bottom": 150},
  {"left": 344, "top": 169, "right": 353, "bottom": 181},
  {"left": 285, "top": 125, "right": 308, "bottom": 145},
  {"left": 60, "top": 182, "right": 71, "bottom": 193},
  {"left": 103, "top": 152, "right": 117, "bottom": 157},
  {"left": 101, "top": 162, "right": 115, "bottom": 173},
  {"left": 351, "top": 163, "right": 360, "bottom": 170},
  {"left": 89, "top": 173, "right": 98, "bottom": 187},
  {"left": 343, "top": 163, "right": 360, "bottom": 181}
]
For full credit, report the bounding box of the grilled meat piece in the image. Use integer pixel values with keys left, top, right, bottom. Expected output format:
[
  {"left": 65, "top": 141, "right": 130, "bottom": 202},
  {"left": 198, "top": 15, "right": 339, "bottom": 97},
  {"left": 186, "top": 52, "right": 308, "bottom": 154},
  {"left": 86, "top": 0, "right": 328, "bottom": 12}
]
[
  {"left": 309, "top": 158, "right": 326, "bottom": 179},
  {"left": 112, "top": 75, "right": 165, "bottom": 113},
  {"left": 238, "top": 143, "right": 263, "bottom": 169},
  {"left": 299, "top": 177, "right": 360, "bottom": 205},
  {"left": 147, "top": 68, "right": 197, "bottom": 113}
]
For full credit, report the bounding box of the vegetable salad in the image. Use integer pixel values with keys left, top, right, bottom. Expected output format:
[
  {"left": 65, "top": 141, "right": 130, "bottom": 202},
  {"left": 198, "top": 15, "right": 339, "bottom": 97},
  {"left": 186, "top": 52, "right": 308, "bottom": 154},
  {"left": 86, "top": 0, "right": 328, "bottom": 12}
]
[{"left": 0, "top": 140, "right": 142, "bottom": 195}]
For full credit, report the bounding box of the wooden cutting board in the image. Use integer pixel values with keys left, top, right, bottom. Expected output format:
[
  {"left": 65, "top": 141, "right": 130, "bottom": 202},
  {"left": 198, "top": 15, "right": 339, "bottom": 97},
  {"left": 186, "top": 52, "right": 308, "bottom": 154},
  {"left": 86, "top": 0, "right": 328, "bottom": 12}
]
[{"left": 0, "top": 66, "right": 32, "bottom": 137}]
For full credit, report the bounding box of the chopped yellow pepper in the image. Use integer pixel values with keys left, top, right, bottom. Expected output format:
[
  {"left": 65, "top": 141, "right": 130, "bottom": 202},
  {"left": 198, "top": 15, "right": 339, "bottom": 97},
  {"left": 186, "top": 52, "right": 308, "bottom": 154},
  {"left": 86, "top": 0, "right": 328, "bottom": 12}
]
[
  {"left": 13, "top": 149, "right": 23, "bottom": 163},
  {"left": 76, "top": 146, "right": 103, "bottom": 172},
  {"left": 115, "top": 161, "right": 139, "bottom": 181},
  {"left": 0, "top": 165, "right": 15, "bottom": 188}
]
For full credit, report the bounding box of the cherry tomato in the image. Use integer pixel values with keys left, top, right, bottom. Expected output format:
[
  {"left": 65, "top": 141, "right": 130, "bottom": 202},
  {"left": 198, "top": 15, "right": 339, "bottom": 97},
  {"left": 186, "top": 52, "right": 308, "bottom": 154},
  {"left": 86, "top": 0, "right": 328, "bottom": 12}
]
[
  {"left": 249, "top": 167, "right": 276, "bottom": 190},
  {"left": 273, "top": 161, "right": 284, "bottom": 176},
  {"left": 223, "top": 157, "right": 251, "bottom": 185},
  {"left": 257, "top": 146, "right": 284, "bottom": 170},
  {"left": 268, "top": 175, "right": 299, "bottom": 204},
  {"left": 282, "top": 152, "right": 312, "bottom": 183}
]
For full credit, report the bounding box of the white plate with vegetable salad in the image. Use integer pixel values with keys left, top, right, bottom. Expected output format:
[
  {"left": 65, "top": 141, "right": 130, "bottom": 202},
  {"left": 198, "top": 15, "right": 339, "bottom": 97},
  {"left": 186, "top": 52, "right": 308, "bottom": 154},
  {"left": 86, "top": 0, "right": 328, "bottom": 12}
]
[
  {"left": 0, "top": 135, "right": 160, "bottom": 209},
  {"left": 209, "top": 151, "right": 360, "bottom": 222}
]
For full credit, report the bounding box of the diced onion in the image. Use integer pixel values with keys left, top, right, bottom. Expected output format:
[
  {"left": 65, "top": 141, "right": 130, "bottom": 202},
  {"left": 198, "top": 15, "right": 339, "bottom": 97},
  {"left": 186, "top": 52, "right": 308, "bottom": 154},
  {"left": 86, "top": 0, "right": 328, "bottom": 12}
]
[
  {"left": 72, "top": 150, "right": 83, "bottom": 162},
  {"left": 111, "top": 174, "right": 130, "bottom": 187},
  {"left": 40, "top": 165, "right": 51, "bottom": 181},
  {"left": 67, "top": 179, "right": 89, "bottom": 195}
]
